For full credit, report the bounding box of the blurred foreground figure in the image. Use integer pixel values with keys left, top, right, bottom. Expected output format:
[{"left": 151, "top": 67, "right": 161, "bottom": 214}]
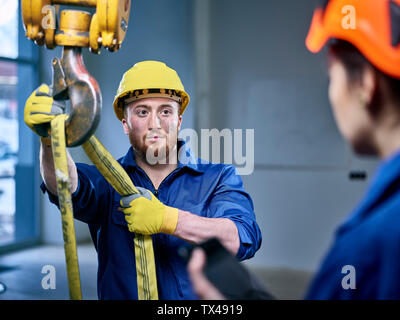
[
  {"left": 189, "top": 0, "right": 400, "bottom": 300},
  {"left": 188, "top": 248, "right": 225, "bottom": 300}
]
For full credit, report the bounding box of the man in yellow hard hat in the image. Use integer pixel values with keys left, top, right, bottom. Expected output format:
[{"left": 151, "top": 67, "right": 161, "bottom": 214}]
[{"left": 24, "top": 60, "right": 262, "bottom": 299}]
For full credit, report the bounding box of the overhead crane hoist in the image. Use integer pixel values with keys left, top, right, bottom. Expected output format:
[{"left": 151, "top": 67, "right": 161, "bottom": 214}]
[{"left": 21, "top": 0, "right": 159, "bottom": 300}]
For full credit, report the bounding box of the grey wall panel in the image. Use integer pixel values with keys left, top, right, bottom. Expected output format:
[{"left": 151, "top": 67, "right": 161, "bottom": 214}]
[
  {"left": 241, "top": 169, "right": 372, "bottom": 271},
  {"left": 209, "top": 0, "right": 321, "bottom": 130},
  {"left": 209, "top": 0, "right": 346, "bottom": 167},
  {"left": 205, "top": 0, "right": 380, "bottom": 271},
  {"left": 241, "top": 78, "right": 347, "bottom": 167}
]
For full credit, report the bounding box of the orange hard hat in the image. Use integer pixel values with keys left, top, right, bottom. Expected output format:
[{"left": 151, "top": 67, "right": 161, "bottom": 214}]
[{"left": 306, "top": 0, "right": 400, "bottom": 78}]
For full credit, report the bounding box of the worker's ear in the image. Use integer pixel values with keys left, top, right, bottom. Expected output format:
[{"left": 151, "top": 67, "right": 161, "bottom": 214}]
[
  {"left": 177, "top": 114, "right": 182, "bottom": 131},
  {"left": 122, "top": 118, "right": 130, "bottom": 134},
  {"left": 359, "top": 64, "right": 377, "bottom": 110}
]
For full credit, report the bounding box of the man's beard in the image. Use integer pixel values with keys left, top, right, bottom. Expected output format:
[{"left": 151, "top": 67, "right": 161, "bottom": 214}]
[
  {"left": 146, "top": 140, "right": 170, "bottom": 164},
  {"left": 128, "top": 129, "right": 177, "bottom": 165}
]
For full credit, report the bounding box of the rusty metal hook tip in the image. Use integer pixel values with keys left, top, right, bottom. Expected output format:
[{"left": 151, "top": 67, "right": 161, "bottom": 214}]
[{"left": 51, "top": 46, "right": 102, "bottom": 147}]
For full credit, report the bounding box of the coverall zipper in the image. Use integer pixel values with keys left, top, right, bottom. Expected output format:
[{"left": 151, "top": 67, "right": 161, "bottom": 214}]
[
  {"left": 134, "top": 165, "right": 183, "bottom": 297},
  {"left": 137, "top": 166, "right": 181, "bottom": 199}
]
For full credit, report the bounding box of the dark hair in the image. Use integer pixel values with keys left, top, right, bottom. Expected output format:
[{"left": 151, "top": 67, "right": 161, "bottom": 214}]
[{"left": 328, "top": 39, "right": 400, "bottom": 103}]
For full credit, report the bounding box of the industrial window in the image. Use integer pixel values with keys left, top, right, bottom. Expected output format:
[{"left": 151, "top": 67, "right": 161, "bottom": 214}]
[{"left": 0, "top": 0, "right": 39, "bottom": 250}]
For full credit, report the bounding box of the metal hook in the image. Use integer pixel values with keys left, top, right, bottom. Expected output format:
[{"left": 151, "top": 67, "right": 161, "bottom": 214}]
[{"left": 51, "top": 46, "right": 102, "bottom": 147}]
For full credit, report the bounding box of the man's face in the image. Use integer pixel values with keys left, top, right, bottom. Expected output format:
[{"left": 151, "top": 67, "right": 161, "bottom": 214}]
[{"left": 122, "top": 97, "right": 182, "bottom": 164}]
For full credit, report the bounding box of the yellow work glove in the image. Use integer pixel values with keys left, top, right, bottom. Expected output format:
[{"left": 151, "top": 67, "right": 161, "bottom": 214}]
[
  {"left": 120, "top": 187, "right": 179, "bottom": 235},
  {"left": 24, "top": 84, "right": 65, "bottom": 137}
]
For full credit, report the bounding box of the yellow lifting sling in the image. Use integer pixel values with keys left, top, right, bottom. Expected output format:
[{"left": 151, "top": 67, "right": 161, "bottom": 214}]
[{"left": 22, "top": 0, "right": 159, "bottom": 300}]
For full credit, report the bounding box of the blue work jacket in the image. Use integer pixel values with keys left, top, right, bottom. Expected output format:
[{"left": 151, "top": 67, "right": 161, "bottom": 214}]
[
  {"left": 41, "top": 140, "right": 262, "bottom": 300},
  {"left": 306, "top": 150, "right": 400, "bottom": 299}
]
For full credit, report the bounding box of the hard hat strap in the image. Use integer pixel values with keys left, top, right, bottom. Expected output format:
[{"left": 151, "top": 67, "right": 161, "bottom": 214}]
[{"left": 124, "top": 88, "right": 182, "bottom": 106}]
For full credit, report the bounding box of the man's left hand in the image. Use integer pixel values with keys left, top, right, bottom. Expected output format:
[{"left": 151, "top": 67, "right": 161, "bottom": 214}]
[{"left": 120, "top": 187, "right": 179, "bottom": 235}]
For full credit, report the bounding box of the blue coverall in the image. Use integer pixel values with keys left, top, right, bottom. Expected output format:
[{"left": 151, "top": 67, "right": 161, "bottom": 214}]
[
  {"left": 306, "top": 151, "right": 400, "bottom": 299},
  {"left": 41, "top": 140, "right": 262, "bottom": 299}
]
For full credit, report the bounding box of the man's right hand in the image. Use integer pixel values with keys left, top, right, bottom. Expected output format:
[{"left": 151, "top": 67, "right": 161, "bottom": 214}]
[
  {"left": 188, "top": 248, "right": 225, "bottom": 300},
  {"left": 24, "top": 84, "right": 65, "bottom": 137}
]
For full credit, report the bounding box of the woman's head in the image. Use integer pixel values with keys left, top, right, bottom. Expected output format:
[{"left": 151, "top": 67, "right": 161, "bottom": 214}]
[
  {"left": 306, "top": 0, "right": 400, "bottom": 157},
  {"left": 327, "top": 40, "right": 400, "bottom": 156}
]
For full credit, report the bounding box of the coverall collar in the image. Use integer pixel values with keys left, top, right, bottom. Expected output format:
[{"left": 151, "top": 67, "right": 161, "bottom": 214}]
[{"left": 337, "top": 149, "right": 400, "bottom": 235}]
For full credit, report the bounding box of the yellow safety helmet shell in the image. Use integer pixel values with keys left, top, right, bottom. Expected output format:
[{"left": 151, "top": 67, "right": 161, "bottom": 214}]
[{"left": 113, "top": 61, "right": 190, "bottom": 121}]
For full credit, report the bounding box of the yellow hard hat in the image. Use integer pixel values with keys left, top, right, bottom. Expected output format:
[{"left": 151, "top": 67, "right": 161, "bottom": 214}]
[{"left": 113, "top": 61, "right": 190, "bottom": 121}]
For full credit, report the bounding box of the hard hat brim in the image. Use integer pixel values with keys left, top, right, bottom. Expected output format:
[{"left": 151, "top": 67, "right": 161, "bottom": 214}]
[
  {"left": 113, "top": 90, "right": 190, "bottom": 121},
  {"left": 305, "top": 0, "right": 400, "bottom": 79},
  {"left": 306, "top": 8, "right": 328, "bottom": 53}
]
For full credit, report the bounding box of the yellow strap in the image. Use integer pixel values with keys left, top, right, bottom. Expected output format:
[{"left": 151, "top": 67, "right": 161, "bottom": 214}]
[
  {"left": 82, "top": 135, "right": 158, "bottom": 300},
  {"left": 49, "top": 115, "right": 158, "bottom": 300},
  {"left": 50, "top": 115, "right": 82, "bottom": 300}
]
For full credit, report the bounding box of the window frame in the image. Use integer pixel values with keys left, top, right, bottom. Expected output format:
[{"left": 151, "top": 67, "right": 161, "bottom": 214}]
[{"left": 0, "top": 3, "right": 40, "bottom": 253}]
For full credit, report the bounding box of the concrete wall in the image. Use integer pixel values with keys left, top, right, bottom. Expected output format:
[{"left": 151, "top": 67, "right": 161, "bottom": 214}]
[
  {"left": 39, "top": 0, "right": 195, "bottom": 244},
  {"left": 201, "top": 0, "right": 379, "bottom": 271}
]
